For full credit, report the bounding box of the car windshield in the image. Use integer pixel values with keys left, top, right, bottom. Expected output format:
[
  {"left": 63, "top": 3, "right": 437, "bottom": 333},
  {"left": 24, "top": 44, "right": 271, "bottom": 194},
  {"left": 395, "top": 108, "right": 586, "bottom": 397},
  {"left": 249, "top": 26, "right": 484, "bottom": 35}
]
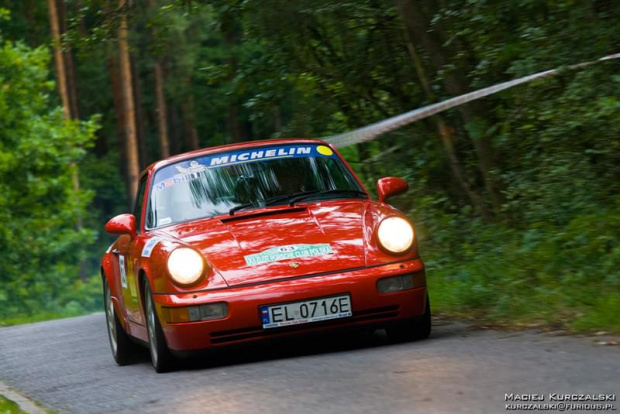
[{"left": 146, "top": 143, "right": 366, "bottom": 228}]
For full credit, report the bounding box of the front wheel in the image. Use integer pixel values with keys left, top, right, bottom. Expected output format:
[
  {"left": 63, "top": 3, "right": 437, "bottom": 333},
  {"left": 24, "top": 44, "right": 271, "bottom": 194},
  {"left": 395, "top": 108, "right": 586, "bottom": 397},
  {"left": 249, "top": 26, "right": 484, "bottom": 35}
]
[
  {"left": 387, "top": 294, "right": 432, "bottom": 342},
  {"left": 144, "top": 282, "right": 176, "bottom": 373},
  {"left": 104, "top": 278, "right": 139, "bottom": 365}
]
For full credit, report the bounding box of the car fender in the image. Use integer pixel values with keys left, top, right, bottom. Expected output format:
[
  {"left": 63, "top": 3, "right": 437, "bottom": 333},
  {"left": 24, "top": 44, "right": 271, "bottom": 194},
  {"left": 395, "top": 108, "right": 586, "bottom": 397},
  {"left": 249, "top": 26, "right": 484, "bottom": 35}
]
[
  {"left": 363, "top": 201, "right": 419, "bottom": 265},
  {"left": 100, "top": 251, "right": 131, "bottom": 330},
  {"left": 137, "top": 259, "right": 156, "bottom": 309}
]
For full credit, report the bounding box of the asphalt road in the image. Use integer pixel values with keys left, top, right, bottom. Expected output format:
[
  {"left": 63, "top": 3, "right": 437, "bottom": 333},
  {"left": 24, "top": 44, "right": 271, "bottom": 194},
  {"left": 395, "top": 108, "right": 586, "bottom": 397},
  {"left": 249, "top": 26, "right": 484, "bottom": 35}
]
[{"left": 0, "top": 314, "right": 618, "bottom": 414}]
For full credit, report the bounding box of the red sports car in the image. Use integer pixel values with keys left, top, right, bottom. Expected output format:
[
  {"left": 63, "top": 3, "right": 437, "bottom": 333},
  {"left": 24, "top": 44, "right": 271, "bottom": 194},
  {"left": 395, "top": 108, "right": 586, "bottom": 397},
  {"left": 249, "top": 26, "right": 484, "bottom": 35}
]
[{"left": 101, "top": 139, "right": 430, "bottom": 372}]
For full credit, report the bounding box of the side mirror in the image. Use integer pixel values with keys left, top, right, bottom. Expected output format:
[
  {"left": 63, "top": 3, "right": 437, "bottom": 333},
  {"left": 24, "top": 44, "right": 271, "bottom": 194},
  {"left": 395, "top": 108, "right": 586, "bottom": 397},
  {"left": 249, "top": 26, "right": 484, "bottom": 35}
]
[
  {"left": 105, "top": 213, "right": 137, "bottom": 238},
  {"left": 377, "top": 177, "right": 409, "bottom": 203}
]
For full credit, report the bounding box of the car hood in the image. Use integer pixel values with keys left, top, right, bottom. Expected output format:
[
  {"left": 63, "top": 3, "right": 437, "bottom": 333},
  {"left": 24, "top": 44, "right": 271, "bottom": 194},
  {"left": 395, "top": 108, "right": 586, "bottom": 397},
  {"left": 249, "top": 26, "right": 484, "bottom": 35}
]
[{"left": 158, "top": 201, "right": 368, "bottom": 287}]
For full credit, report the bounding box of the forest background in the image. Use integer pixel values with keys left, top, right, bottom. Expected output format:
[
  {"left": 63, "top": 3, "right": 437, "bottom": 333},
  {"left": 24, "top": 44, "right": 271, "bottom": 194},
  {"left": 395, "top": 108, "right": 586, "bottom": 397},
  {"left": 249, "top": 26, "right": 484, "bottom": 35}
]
[{"left": 0, "top": 0, "right": 618, "bottom": 332}]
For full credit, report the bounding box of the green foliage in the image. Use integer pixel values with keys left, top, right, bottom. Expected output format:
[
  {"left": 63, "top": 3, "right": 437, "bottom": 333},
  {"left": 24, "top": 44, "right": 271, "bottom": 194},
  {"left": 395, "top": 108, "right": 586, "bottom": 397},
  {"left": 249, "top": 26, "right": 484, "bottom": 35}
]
[
  {"left": 405, "top": 174, "right": 620, "bottom": 333},
  {"left": 323, "top": 0, "right": 620, "bottom": 333},
  {"left": 0, "top": 395, "right": 25, "bottom": 414},
  {"left": 0, "top": 38, "right": 99, "bottom": 321}
]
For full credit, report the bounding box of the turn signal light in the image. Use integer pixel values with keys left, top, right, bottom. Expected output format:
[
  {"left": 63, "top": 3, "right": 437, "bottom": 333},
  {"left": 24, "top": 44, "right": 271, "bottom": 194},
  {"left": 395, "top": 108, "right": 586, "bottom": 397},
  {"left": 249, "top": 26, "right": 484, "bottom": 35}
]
[
  {"left": 377, "top": 274, "right": 414, "bottom": 293},
  {"left": 163, "top": 303, "right": 228, "bottom": 323}
]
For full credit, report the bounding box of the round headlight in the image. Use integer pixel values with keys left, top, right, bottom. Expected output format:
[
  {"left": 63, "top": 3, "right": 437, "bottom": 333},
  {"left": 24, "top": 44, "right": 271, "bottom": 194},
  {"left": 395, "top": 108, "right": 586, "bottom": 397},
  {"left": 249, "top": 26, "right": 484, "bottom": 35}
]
[
  {"left": 167, "top": 248, "right": 204, "bottom": 285},
  {"left": 377, "top": 217, "right": 415, "bottom": 254}
]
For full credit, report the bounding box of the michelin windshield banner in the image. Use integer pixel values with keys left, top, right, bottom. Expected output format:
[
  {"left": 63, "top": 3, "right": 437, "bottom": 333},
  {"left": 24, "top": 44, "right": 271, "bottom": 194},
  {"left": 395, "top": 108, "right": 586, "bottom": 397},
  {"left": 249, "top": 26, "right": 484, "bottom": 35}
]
[{"left": 153, "top": 143, "right": 337, "bottom": 189}]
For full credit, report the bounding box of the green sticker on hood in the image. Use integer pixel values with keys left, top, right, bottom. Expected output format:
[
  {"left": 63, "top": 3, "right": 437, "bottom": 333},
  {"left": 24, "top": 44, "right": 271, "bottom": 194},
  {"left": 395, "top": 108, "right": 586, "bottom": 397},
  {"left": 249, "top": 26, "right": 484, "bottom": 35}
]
[{"left": 244, "top": 244, "right": 333, "bottom": 266}]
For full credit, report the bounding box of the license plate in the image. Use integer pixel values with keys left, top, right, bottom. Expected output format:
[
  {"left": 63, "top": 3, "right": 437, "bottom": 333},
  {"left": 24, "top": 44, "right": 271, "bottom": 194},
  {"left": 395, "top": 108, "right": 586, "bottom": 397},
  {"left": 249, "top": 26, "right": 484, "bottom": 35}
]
[{"left": 260, "top": 295, "right": 352, "bottom": 329}]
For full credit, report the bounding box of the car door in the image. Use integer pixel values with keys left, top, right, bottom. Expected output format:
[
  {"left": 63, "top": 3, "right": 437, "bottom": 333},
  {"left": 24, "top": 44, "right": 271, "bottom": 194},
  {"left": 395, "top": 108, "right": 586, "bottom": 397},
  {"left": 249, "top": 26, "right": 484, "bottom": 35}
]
[{"left": 119, "top": 176, "right": 149, "bottom": 325}]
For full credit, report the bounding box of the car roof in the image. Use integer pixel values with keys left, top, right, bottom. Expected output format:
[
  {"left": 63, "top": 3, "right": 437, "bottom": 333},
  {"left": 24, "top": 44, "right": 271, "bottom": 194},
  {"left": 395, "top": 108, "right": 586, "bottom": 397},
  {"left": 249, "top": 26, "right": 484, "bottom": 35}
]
[{"left": 143, "top": 138, "right": 332, "bottom": 176}]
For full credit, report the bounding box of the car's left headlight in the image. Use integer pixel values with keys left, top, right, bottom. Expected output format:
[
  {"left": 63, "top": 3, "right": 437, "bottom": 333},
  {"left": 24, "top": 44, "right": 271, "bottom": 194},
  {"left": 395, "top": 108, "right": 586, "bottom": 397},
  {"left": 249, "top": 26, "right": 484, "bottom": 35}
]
[
  {"left": 167, "top": 248, "right": 204, "bottom": 285},
  {"left": 377, "top": 216, "right": 415, "bottom": 254}
]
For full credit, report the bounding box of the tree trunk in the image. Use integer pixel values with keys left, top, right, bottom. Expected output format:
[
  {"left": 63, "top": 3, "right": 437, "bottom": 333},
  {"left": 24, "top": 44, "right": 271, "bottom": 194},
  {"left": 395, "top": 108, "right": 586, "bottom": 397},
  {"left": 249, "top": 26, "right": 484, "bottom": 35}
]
[
  {"left": 26, "top": 0, "right": 37, "bottom": 41},
  {"left": 169, "top": 104, "right": 181, "bottom": 155},
  {"left": 402, "top": 28, "right": 489, "bottom": 218},
  {"left": 118, "top": 0, "right": 140, "bottom": 205},
  {"left": 182, "top": 83, "right": 200, "bottom": 151},
  {"left": 221, "top": 10, "right": 244, "bottom": 143},
  {"left": 76, "top": 0, "right": 88, "bottom": 36},
  {"left": 64, "top": 50, "right": 80, "bottom": 119},
  {"left": 131, "top": 54, "right": 148, "bottom": 169},
  {"left": 47, "top": 0, "right": 70, "bottom": 119},
  {"left": 183, "top": 100, "right": 200, "bottom": 151},
  {"left": 57, "top": 0, "right": 80, "bottom": 119},
  {"left": 107, "top": 46, "right": 127, "bottom": 165},
  {"left": 154, "top": 62, "right": 170, "bottom": 157},
  {"left": 395, "top": 0, "right": 502, "bottom": 214},
  {"left": 48, "top": 0, "right": 87, "bottom": 281},
  {"left": 148, "top": 0, "right": 170, "bottom": 158},
  {"left": 107, "top": 37, "right": 129, "bottom": 191}
]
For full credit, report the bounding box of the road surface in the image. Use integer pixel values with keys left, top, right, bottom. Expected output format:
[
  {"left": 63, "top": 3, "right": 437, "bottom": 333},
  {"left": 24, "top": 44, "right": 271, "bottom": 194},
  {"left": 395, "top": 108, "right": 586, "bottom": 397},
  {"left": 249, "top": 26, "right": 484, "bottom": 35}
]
[{"left": 0, "top": 314, "right": 618, "bottom": 413}]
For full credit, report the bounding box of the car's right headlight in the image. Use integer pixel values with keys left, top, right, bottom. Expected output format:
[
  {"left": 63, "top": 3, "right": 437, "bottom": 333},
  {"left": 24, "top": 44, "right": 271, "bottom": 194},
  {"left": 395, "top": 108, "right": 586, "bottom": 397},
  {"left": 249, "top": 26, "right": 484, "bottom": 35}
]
[
  {"left": 377, "top": 216, "right": 415, "bottom": 254},
  {"left": 167, "top": 248, "right": 204, "bottom": 285}
]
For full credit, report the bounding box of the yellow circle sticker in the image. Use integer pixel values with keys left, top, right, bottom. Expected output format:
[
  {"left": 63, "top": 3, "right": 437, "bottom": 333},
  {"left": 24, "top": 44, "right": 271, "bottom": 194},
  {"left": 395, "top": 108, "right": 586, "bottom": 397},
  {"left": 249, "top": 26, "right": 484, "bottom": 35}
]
[{"left": 316, "top": 145, "right": 334, "bottom": 156}]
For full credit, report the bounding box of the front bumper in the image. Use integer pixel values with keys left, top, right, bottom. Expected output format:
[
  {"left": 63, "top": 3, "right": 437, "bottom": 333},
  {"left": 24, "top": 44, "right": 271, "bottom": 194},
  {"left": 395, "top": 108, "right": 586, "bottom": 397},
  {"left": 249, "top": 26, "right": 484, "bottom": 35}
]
[{"left": 153, "top": 259, "right": 427, "bottom": 351}]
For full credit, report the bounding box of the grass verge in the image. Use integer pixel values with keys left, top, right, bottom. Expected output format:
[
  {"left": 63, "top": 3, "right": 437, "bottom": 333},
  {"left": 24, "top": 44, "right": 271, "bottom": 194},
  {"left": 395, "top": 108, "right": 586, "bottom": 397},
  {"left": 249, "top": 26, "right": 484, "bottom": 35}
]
[
  {"left": 429, "top": 277, "right": 620, "bottom": 334},
  {"left": 0, "top": 395, "right": 25, "bottom": 414},
  {"left": 0, "top": 311, "right": 91, "bottom": 327}
]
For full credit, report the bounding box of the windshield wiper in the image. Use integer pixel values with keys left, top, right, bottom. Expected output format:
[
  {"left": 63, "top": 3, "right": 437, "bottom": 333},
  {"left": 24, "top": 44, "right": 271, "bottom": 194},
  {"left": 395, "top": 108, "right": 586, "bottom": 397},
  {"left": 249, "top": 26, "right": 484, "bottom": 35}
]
[
  {"left": 228, "top": 191, "right": 319, "bottom": 215},
  {"left": 229, "top": 201, "right": 263, "bottom": 216},
  {"left": 288, "top": 189, "right": 367, "bottom": 206},
  {"left": 263, "top": 190, "right": 319, "bottom": 206}
]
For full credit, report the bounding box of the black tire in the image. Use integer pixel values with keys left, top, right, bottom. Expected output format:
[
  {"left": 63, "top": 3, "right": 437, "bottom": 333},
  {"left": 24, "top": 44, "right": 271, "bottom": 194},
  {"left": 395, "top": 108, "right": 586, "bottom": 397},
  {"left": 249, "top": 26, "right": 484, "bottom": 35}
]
[
  {"left": 144, "top": 282, "right": 176, "bottom": 373},
  {"left": 387, "top": 294, "right": 432, "bottom": 342},
  {"left": 104, "top": 278, "right": 139, "bottom": 365}
]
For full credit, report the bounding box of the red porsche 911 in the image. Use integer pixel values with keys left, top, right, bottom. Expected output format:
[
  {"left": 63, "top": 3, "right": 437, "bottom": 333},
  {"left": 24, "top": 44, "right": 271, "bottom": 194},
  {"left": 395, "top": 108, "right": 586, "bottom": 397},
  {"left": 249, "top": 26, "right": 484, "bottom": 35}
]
[{"left": 101, "top": 139, "right": 430, "bottom": 372}]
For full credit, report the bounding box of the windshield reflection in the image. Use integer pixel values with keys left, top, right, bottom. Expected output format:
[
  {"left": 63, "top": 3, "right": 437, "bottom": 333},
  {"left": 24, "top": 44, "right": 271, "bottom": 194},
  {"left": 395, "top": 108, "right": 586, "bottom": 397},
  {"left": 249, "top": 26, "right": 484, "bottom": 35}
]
[{"left": 147, "top": 152, "right": 364, "bottom": 229}]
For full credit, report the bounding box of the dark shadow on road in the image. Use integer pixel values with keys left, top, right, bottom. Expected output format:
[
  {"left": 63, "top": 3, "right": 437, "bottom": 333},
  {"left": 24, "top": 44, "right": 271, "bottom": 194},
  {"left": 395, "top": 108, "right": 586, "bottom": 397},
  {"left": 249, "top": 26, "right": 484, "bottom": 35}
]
[
  {"left": 179, "top": 329, "right": 390, "bottom": 372},
  {"left": 126, "top": 318, "right": 466, "bottom": 372}
]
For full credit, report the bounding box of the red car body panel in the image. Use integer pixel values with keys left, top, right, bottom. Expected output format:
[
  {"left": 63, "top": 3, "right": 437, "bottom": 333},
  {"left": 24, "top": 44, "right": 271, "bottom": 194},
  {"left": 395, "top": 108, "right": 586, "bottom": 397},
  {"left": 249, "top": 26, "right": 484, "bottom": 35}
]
[{"left": 101, "top": 138, "right": 427, "bottom": 352}]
